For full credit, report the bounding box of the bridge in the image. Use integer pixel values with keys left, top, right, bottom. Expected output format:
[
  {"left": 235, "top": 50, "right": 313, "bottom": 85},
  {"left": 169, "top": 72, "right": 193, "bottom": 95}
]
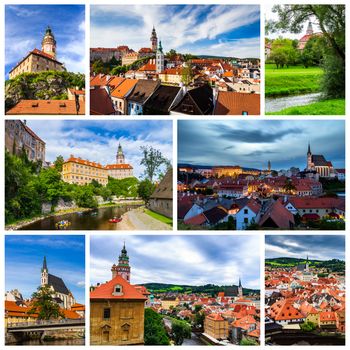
[{"left": 7, "top": 318, "right": 85, "bottom": 333}]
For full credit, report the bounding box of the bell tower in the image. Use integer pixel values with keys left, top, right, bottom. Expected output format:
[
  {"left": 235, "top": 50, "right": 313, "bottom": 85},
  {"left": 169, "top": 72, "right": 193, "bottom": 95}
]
[
  {"left": 116, "top": 143, "right": 125, "bottom": 164},
  {"left": 41, "top": 256, "right": 49, "bottom": 286},
  {"left": 238, "top": 277, "right": 243, "bottom": 297},
  {"left": 307, "top": 142, "right": 312, "bottom": 169},
  {"left": 150, "top": 26, "right": 158, "bottom": 52},
  {"left": 111, "top": 242, "right": 131, "bottom": 282},
  {"left": 41, "top": 26, "right": 57, "bottom": 58}
]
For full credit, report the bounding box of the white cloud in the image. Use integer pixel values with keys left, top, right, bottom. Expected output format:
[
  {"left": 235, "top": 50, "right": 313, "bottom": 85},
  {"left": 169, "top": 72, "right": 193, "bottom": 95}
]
[{"left": 91, "top": 5, "right": 260, "bottom": 58}]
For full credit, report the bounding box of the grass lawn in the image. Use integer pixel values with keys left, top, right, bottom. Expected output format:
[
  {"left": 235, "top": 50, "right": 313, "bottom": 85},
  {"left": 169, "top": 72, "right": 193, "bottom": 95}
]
[
  {"left": 266, "top": 98, "right": 345, "bottom": 115},
  {"left": 145, "top": 209, "right": 173, "bottom": 226},
  {"left": 265, "top": 64, "right": 323, "bottom": 97}
]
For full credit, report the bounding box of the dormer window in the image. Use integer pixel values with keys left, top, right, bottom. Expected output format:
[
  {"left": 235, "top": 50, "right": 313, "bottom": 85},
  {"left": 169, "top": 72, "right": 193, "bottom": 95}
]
[{"left": 112, "top": 284, "right": 123, "bottom": 296}]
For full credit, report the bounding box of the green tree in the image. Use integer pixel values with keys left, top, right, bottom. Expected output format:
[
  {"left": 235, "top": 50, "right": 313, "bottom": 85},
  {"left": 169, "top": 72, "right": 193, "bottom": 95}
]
[
  {"left": 240, "top": 337, "right": 258, "bottom": 345},
  {"left": 28, "top": 285, "right": 65, "bottom": 320},
  {"left": 138, "top": 179, "right": 156, "bottom": 204},
  {"left": 144, "top": 308, "right": 170, "bottom": 345},
  {"left": 91, "top": 59, "right": 105, "bottom": 74},
  {"left": 140, "top": 146, "right": 168, "bottom": 182},
  {"left": 74, "top": 186, "right": 98, "bottom": 208},
  {"left": 170, "top": 319, "right": 191, "bottom": 345},
  {"left": 181, "top": 62, "right": 193, "bottom": 86},
  {"left": 283, "top": 179, "right": 296, "bottom": 194},
  {"left": 54, "top": 155, "right": 64, "bottom": 172},
  {"left": 300, "top": 321, "right": 317, "bottom": 332},
  {"left": 267, "top": 5, "right": 345, "bottom": 98},
  {"left": 166, "top": 49, "right": 178, "bottom": 60}
]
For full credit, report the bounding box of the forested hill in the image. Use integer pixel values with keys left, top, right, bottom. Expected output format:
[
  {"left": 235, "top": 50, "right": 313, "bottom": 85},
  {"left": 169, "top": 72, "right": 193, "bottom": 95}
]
[
  {"left": 141, "top": 283, "right": 259, "bottom": 295},
  {"left": 266, "top": 257, "right": 345, "bottom": 272}
]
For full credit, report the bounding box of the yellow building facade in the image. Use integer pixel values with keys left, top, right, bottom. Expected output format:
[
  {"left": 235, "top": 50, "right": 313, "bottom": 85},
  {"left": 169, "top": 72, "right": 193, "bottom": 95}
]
[
  {"left": 90, "top": 274, "right": 147, "bottom": 345},
  {"left": 204, "top": 314, "right": 229, "bottom": 340},
  {"left": 62, "top": 156, "right": 108, "bottom": 186}
]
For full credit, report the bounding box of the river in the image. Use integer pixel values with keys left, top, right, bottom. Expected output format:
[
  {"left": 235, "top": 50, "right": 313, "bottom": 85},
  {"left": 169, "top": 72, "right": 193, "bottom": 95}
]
[
  {"left": 265, "top": 92, "right": 322, "bottom": 113},
  {"left": 18, "top": 205, "right": 141, "bottom": 230}
]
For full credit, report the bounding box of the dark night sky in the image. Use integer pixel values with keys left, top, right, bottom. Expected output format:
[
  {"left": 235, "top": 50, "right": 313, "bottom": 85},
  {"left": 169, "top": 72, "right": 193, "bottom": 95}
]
[
  {"left": 178, "top": 120, "right": 345, "bottom": 170},
  {"left": 266, "top": 235, "right": 345, "bottom": 260}
]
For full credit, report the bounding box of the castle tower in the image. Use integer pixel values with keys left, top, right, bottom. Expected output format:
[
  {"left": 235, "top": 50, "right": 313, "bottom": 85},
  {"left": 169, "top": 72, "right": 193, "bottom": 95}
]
[
  {"left": 306, "top": 21, "right": 313, "bottom": 36},
  {"left": 41, "top": 26, "right": 57, "bottom": 58},
  {"left": 307, "top": 142, "right": 312, "bottom": 169},
  {"left": 238, "top": 278, "right": 243, "bottom": 298},
  {"left": 41, "top": 256, "right": 49, "bottom": 286},
  {"left": 116, "top": 143, "right": 125, "bottom": 164},
  {"left": 156, "top": 40, "right": 165, "bottom": 74},
  {"left": 305, "top": 255, "right": 309, "bottom": 272},
  {"left": 150, "top": 26, "right": 158, "bottom": 52},
  {"left": 111, "top": 242, "right": 131, "bottom": 282}
]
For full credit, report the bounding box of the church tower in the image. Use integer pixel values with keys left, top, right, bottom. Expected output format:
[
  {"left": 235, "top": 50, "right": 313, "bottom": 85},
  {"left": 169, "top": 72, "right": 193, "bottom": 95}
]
[
  {"left": 150, "top": 26, "right": 158, "bottom": 52},
  {"left": 116, "top": 143, "right": 125, "bottom": 164},
  {"left": 268, "top": 160, "right": 271, "bottom": 172},
  {"left": 307, "top": 142, "right": 312, "bottom": 169},
  {"left": 41, "top": 256, "right": 49, "bottom": 286},
  {"left": 111, "top": 242, "right": 131, "bottom": 282},
  {"left": 41, "top": 26, "right": 57, "bottom": 58},
  {"left": 238, "top": 278, "right": 243, "bottom": 298},
  {"left": 306, "top": 21, "right": 313, "bottom": 36},
  {"left": 305, "top": 255, "right": 309, "bottom": 272},
  {"left": 156, "top": 40, "right": 165, "bottom": 74}
]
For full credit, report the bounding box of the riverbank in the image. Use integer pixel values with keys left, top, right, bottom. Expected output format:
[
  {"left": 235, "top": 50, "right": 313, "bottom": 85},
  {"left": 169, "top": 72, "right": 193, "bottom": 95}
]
[
  {"left": 267, "top": 98, "right": 345, "bottom": 115},
  {"left": 119, "top": 206, "right": 172, "bottom": 230},
  {"left": 5, "top": 200, "right": 144, "bottom": 231},
  {"left": 265, "top": 64, "right": 323, "bottom": 97}
]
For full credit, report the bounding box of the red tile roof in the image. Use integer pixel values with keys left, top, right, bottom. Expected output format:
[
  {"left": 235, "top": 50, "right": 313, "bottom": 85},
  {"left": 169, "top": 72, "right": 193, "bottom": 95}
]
[
  {"left": 110, "top": 79, "right": 138, "bottom": 98},
  {"left": 259, "top": 200, "right": 295, "bottom": 229},
  {"left": 6, "top": 99, "right": 85, "bottom": 115},
  {"left": 90, "top": 88, "right": 115, "bottom": 115},
  {"left": 214, "top": 91, "right": 260, "bottom": 115},
  {"left": 90, "top": 275, "right": 147, "bottom": 301},
  {"left": 65, "top": 156, "right": 104, "bottom": 169},
  {"left": 183, "top": 213, "right": 207, "bottom": 226},
  {"left": 269, "top": 298, "right": 304, "bottom": 321},
  {"left": 288, "top": 197, "right": 345, "bottom": 211},
  {"left": 207, "top": 313, "right": 224, "bottom": 321},
  {"left": 105, "top": 163, "right": 133, "bottom": 169}
]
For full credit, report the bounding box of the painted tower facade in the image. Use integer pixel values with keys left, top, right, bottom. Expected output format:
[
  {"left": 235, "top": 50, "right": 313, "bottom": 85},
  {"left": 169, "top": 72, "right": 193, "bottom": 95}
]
[
  {"left": 111, "top": 243, "right": 131, "bottom": 282},
  {"left": 116, "top": 143, "right": 125, "bottom": 164},
  {"left": 41, "top": 26, "right": 57, "bottom": 58},
  {"left": 150, "top": 26, "right": 158, "bottom": 52}
]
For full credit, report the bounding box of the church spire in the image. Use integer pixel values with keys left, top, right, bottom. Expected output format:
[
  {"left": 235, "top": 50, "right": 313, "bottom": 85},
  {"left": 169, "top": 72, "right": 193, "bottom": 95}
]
[
  {"left": 42, "top": 256, "right": 48, "bottom": 271},
  {"left": 307, "top": 142, "right": 311, "bottom": 155}
]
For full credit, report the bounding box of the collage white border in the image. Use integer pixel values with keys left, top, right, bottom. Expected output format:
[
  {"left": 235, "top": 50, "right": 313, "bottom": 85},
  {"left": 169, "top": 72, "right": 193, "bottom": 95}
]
[{"left": 0, "top": 0, "right": 348, "bottom": 349}]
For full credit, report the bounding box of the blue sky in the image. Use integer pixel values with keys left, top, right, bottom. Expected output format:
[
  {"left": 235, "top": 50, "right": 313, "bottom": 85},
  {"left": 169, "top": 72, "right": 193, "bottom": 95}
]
[
  {"left": 91, "top": 5, "right": 260, "bottom": 58},
  {"left": 5, "top": 235, "right": 85, "bottom": 303},
  {"left": 178, "top": 120, "right": 345, "bottom": 170},
  {"left": 90, "top": 235, "right": 261, "bottom": 289},
  {"left": 266, "top": 235, "right": 345, "bottom": 261},
  {"left": 5, "top": 5, "right": 85, "bottom": 77},
  {"left": 26, "top": 120, "right": 173, "bottom": 178}
]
